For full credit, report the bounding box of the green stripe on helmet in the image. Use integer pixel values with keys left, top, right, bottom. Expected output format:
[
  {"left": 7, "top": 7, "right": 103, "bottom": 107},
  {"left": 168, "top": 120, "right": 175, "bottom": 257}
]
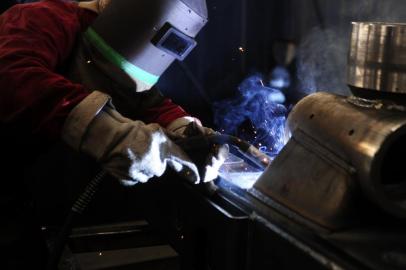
[{"left": 84, "top": 27, "right": 159, "bottom": 86}]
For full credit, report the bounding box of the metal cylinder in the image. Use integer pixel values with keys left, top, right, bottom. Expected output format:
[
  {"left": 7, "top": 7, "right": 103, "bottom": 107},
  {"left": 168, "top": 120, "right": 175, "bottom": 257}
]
[
  {"left": 347, "top": 22, "right": 406, "bottom": 95},
  {"left": 288, "top": 92, "right": 406, "bottom": 218}
]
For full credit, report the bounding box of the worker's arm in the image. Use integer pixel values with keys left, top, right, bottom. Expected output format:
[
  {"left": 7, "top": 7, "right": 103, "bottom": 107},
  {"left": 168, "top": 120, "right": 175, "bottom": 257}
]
[
  {"left": 62, "top": 90, "right": 202, "bottom": 185},
  {"left": 0, "top": 1, "right": 90, "bottom": 139},
  {"left": 136, "top": 86, "right": 190, "bottom": 127},
  {"left": 137, "top": 86, "right": 210, "bottom": 134}
]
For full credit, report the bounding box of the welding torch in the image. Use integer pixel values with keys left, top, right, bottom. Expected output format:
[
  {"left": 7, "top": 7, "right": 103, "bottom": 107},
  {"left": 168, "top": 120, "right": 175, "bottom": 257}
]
[
  {"left": 174, "top": 133, "right": 271, "bottom": 196},
  {"left": 176, "top": 133, "right": 270, "bottom": 170}
]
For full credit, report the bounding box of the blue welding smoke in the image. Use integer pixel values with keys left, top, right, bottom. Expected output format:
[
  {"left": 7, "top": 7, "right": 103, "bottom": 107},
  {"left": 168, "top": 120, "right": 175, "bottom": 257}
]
[{"left": 213, "top": 73, "right": 288, "bottom": 157}]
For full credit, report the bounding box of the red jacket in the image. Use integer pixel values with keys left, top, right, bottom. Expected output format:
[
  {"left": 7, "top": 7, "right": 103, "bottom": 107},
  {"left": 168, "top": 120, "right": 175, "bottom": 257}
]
[{"left": 0, "top": 0, "right": 188, "bottom": 140}]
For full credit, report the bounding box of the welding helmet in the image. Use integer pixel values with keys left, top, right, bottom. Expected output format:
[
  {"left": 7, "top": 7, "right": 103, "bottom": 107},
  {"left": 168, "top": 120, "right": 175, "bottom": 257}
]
[{"left": 85, "top": 0, "right": 208, "bottom": 92}]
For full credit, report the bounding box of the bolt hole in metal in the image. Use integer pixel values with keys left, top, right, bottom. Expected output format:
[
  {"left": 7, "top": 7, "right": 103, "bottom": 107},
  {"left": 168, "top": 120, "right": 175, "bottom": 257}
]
[
  {"left": 348, "top": 129, "right": 355, "bottom": 136},
  {"left": 380, "top": 135, "right": 406, "bottom": 202}
]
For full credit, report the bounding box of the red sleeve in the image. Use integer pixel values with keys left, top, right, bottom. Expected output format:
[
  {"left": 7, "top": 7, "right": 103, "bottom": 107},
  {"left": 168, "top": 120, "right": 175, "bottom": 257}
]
[
  {"left": 0, "top": 1, "right": 91, "bottom": 140},
  {"left": 142, "top": 98, "right": 189, "bottom": 127}
]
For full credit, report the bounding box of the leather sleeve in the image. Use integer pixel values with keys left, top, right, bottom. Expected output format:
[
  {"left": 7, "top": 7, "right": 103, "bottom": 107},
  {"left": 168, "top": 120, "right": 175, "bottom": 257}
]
[
  {"left": 0, "top": 1, "right": 92, "bottom": 139},
  {"left": 138, "top": 86, "right": 189, "bottom": 127}
]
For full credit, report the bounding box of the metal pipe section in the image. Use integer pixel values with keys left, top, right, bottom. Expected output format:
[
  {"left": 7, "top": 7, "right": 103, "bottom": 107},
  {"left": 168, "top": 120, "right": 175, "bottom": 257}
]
[
  {"left": 287, "top": 92, "right": 406, "bottom": 218},
  {"left": 347, "top": 22, "right": 406, "bottom": 95}
]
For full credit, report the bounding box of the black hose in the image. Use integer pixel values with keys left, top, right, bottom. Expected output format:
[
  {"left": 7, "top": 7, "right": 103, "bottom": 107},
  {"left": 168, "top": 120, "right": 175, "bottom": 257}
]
[{"left": 46, "top": 170, "right": 107, "bottom": 270}]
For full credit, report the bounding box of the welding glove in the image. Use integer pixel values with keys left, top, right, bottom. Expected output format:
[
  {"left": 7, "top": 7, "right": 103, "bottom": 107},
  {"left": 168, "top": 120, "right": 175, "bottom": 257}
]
[
  {"left": 62, "top": 91, "right": 200, "bottom": 186},
  {"left": 167, "top": 119, "right": 229, "bottom": 182},
  {"left": 166, "top": 117, "right": 216, "bottom": 138}
]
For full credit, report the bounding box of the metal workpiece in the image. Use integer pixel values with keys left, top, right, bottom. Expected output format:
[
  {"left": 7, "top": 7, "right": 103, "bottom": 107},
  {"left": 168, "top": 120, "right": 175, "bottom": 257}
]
[
  {"left": 285, "top": 92, "right": 406, "bottom": 219},
  {"left": 253, "top": 131, "right": 357, "bottom": 230},
  {"left": 347, "top": 22, "right": 406, "bottom": 95}
]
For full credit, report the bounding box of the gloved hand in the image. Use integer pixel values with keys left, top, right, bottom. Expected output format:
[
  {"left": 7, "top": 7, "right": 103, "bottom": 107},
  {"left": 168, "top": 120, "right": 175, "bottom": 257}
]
[
  {"left": 62, "top": 91, "right": 200, "bottom": 186},
  {"left": 167, "top": 118, "right": 229, "bottom": 182},
  {"left": 166, "top": 117, "right": 215, "bottom": 137}
]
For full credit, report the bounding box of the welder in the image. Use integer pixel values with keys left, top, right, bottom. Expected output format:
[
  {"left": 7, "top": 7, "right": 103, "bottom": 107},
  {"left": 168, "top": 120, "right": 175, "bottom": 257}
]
[{"left": 0, "top": 0, "right": 227, "bottom": 268}]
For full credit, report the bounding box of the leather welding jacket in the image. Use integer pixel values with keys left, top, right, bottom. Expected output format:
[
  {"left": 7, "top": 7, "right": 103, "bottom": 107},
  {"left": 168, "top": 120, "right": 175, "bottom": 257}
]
[{"left": 0, "top": 0, "right": 189, "bottom": 267}]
